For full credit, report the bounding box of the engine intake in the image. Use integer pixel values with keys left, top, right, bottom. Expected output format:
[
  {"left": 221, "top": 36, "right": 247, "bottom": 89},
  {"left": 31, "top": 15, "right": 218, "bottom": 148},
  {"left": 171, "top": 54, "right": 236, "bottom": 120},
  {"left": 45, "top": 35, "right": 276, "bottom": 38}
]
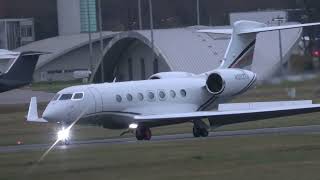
[
  {"left": 205, "top": 69, "right": 256, "bottom": 97},
  {"left": 206, "top": 73, "right": 225, "bottom": 95}
]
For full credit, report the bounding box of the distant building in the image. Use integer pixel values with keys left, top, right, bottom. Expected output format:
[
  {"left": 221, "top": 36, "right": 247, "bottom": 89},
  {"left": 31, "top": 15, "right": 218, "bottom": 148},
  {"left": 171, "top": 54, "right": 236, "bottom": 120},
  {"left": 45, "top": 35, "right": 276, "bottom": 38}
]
[
  {"left": 57, "top": 0, "right": 98, "bottom": 35},
  {"left": 0, "top": 19, "right": 35, "bottom": 50},
  {"left": 15, "top": 25, "right": 302, "bottom": 82}
]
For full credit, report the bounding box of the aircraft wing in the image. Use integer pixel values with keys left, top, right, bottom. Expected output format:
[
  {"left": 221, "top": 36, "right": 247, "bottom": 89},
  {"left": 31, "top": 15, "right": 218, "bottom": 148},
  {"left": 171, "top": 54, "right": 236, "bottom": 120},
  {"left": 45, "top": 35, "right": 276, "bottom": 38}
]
[{"left": 134, "top": 101, "right": 320, "bottom": 127}]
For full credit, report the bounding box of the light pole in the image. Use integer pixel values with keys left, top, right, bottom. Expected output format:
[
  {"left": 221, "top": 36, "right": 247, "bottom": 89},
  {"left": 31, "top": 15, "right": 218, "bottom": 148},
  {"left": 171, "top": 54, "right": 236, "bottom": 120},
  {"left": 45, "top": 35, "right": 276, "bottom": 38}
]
[
  {"left": 86, "top": 0, "right": 93, "bottom": 74},
  {"left": 273, "top": 16, "right": 286, "bottom": 78},
  {"left": 196, "top": 0, "right": 200, "bottom": 25},
  {"left": 148, "top": 0, "right": 155, "bottom": 62},
  {"left": 97, "top": 0, "right": 104, "bottom": 82},
  {"left": 138, "top": 0, "right": 143, "bottom": 30}
]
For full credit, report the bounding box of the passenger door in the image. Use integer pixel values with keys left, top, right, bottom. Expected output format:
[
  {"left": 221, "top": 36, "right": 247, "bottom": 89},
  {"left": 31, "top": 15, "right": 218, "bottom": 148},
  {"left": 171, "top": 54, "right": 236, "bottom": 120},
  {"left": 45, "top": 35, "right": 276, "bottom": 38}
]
[{"left": 88, "top": 87, "right": 103, "bottom": 113}]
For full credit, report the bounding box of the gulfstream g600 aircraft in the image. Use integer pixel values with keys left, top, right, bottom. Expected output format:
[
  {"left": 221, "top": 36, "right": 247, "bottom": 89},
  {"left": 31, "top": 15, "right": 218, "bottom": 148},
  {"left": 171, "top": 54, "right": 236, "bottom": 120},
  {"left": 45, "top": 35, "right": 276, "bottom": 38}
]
[{"left": 27, "top": 20, "right": 320, "bottom": 143}]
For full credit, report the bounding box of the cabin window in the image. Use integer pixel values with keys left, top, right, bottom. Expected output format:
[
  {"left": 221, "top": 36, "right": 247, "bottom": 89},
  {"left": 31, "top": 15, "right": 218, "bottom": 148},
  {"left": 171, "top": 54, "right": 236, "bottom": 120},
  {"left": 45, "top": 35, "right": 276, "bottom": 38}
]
[
  {"left": 170, "top": 90, "right": 176, "bottom": 98},
  {"left": 72, "top": 93, "right": 84, "bottom": 100},
  {"left": 116, "top": 95, "right": 122, "bottom": 102},
  {"left": 148, "top": 92, "right": 155, "bottom": 100},
  {"left": 158, "top": 90, "right": 166, "bottom": 100},
  {"left": 52, "top": 94, "right": 60, "bottom": 101},
  {"left": 180, "top": 89, "right": 187, "bottom": 97},
  {"left": 59, "top": 94, "right": 73, "bottom": 100},
  {"left": 137, "top": 93, "right": 144, "bottom": 101},
  {"left": 127, "top": 94, "right": 133, "bottom": 101}
]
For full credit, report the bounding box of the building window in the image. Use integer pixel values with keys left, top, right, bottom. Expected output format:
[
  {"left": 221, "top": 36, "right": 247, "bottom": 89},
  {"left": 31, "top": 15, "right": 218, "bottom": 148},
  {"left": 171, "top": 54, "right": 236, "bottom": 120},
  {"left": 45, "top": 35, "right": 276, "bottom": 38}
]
[
  {"left": 170, "top": 90, "right": 176, "bottom": 98},
  {"left": 80, "top": 0, "right": 97, "bottom": 32},
  {"left": 153, "top": 58, "right": 159, "bottom": 74},
  {"left": 180, "top": 89, "right": 187, "bottom": 97},
  {"left": 158, "top": 90, "right": 166, "bottom": 100},
  {"left": 128, "top": 58, "right": 133, "bottom": 80},
  {"left": 116, "top": 95, "right": 122, "bottom": 102},
  {"left": 137, "top": 93, "right": 144, "bottom": 101},
  {"left": 20, "top": 25, "right": 33, "bottom": 37},
  {"left": 140, "top": 58, "right": 146, "bottom": 79},
  {"left": 126, "top": 94, "right": 133, "bottom": 101}
]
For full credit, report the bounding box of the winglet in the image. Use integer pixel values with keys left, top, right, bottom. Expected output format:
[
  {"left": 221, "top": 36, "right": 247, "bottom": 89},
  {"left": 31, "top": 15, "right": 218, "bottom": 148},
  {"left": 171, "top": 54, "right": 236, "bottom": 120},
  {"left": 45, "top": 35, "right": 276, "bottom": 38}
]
[{"left": 27, "top": 97, "right": 47, "bottom": 123}]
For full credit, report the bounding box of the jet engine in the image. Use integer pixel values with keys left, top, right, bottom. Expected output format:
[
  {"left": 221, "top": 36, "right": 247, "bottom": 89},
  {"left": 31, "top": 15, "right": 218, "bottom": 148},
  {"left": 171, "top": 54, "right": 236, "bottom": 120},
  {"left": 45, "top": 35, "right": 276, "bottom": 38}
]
[
  {"left": 205, "top": 69, "right": 256, "bottom": 97},
  {"left": 149, "top": 72, "right": 195, "bottom": 79}
]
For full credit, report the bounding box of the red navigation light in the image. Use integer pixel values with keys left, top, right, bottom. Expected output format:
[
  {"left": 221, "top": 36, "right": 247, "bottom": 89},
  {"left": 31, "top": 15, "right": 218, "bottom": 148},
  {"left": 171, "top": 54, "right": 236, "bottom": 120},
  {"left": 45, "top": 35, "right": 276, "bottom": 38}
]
[{"left": 313, "top": 50, "right": 320, "bottom": 57}]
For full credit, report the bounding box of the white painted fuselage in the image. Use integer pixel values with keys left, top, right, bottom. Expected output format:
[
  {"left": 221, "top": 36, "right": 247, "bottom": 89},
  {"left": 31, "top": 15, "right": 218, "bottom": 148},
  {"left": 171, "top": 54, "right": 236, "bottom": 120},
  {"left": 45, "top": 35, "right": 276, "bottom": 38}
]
[{"left": 42, "top": 70, "right": 255, "bottom": 129}]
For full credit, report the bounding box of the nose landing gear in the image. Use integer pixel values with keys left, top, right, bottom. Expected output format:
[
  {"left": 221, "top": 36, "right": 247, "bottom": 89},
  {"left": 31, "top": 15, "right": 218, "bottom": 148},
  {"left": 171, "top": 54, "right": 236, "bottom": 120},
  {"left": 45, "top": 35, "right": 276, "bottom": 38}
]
[{"left": 135, "top": 126, "right": 152, "bottom": 140}]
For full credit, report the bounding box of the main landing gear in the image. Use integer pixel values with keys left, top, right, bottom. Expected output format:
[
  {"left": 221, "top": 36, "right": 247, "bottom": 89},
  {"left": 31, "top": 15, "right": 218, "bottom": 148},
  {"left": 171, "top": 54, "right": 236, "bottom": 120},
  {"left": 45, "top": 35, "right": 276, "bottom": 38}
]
[
  {"left": 192, "top": 120, "right": 209, "bottom": 138},
  {"left": 135, "top": 126, "right": 152, "bottom": 140}
]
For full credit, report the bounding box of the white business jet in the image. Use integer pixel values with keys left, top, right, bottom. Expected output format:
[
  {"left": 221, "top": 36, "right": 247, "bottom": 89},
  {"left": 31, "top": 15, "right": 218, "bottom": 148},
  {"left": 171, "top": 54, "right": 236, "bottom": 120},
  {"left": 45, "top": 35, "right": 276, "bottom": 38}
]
[{"left": 27, "top": 20, "right": 320, "bottom": 144}]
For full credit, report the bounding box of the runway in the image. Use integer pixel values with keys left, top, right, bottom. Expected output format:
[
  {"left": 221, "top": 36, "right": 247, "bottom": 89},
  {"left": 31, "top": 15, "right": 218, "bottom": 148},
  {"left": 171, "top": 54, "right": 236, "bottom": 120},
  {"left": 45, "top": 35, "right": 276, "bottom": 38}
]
[{"left": 1, "top": 125, "right": 320, "bottom": 153}]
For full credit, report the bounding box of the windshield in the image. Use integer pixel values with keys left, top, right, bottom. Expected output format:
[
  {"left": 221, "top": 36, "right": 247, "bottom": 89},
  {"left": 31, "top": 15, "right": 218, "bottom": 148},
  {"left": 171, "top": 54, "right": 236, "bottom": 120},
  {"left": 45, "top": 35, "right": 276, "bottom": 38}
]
[
  {"left": 59, "top": 94, "right": 73, "bottom": 100},
  {"left": 72, "top": 93, "right": 84, "bottom": 100}
]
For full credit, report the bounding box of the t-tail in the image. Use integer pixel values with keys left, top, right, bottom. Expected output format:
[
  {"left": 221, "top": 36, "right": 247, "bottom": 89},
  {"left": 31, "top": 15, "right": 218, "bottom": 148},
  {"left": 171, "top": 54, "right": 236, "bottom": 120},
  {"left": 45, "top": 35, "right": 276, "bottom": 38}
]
[
  {"left": 3, "top": 52, "right": 44, "bottom": 81},
  {"left": 198, "top": 20, "right": 320, "bottom": 69},
  {"left": 0, "top": 51, "right": 45, "bottom": 92}
]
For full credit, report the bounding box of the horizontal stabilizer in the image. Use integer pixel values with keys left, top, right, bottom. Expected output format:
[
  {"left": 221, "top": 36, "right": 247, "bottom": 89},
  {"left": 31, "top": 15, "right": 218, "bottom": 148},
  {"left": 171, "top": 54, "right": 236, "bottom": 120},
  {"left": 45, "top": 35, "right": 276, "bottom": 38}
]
[
  {"left": 27, "top": 97, "right": 47, "bottom": 123},
  {"left": 198, "top": 22, "right": 320, "bottom": 35},
  {"left": 197, "top": 29, "right": 233, "bottom": 34},
  {"left": 237, "top": 22, "right": 320, "bottom": 34}
]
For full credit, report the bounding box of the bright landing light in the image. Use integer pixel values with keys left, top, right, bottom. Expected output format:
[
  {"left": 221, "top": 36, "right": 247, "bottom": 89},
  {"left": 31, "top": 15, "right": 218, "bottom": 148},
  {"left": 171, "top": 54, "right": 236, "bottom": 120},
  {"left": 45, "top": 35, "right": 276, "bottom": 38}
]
[
  {"left": 57, "top": 127, "right": 70, "bottom": 141},
  {"left": 129, "top": 123, "right": 138, "bottom": 129}
]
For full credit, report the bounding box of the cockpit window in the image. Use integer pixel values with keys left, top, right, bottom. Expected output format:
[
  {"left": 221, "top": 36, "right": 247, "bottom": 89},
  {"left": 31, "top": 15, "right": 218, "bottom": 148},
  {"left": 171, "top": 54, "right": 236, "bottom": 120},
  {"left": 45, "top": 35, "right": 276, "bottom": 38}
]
[
  {"left": 52, "top": 94, "right": 60, "bottom": 101},
  {"left": 59, "top": 94, "right": 73, "bottom": 100},
  {"left": 73, "top": 93, "right": 84, "bottom": 100}
]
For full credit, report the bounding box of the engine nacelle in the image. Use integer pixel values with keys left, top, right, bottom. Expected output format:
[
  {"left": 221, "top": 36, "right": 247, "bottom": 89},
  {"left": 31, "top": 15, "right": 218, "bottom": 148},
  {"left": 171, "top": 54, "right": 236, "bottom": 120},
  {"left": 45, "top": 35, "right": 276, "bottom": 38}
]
[
  {"left": 206, "top": 69, "right": 256, "bottom": 97},
  {"left": 149, "top": 72, "right": 195, "bottom": 80}
]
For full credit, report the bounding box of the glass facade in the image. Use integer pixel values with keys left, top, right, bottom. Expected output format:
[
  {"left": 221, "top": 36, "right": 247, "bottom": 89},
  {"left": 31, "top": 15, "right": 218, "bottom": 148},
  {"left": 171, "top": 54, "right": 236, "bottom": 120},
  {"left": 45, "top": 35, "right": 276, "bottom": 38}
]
[{"left": 80, "top": 0, "right": 97, "bottom": 32}]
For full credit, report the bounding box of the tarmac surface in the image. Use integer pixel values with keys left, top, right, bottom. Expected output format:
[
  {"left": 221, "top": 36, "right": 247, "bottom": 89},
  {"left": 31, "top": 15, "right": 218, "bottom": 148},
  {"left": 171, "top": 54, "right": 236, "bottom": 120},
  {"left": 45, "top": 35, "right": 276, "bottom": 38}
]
[
  {"left": 0, "top": 125, "right": 320, "bottom": 153},
  {"left": 0, "top": 89, "right": 54, "bottom": 105}
]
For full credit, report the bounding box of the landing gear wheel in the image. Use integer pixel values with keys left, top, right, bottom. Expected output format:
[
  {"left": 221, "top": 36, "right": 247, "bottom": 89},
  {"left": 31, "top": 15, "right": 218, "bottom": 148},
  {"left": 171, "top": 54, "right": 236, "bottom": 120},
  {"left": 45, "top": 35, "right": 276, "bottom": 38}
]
[
  {"left": 135, "top": 127, "right": 152, "bottom": 141},
  {"left": 61, "top": 139, "right": 70, "bottom": 145},
  {"left": 193, "top": 127, "right": 201, "bottom": 137},
  {"left": 193, "top": 126, "right": 209, "bottom": 138},
  {"left": 143, "top": 128, "right": 152, "bottom": 140},
  {"left": 200, "top": 128, "right": 209, "bottom": 137}
]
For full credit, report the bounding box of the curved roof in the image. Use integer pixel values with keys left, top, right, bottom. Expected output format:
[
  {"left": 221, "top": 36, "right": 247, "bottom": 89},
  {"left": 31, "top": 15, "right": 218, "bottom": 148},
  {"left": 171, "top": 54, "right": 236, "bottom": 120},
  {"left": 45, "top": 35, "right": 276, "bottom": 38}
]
[
  {"left": 99, "top": 26, "right": 228, "bottom": 74},
  {"left": 15, "top": 32, "right": 118, "bottom": 69},
  {"left": 92, "top": 25, "right": 302, "bottom": 82},
  {"left": 92, "top": 26, "right": 230, "bottom": 82}
]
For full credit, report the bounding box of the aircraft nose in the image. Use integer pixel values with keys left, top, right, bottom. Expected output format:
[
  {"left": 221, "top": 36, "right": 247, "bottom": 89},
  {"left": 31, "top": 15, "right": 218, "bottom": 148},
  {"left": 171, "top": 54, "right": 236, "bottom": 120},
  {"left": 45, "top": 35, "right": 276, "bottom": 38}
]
[{"left": 43, "top": 106, "right": 66, "bottom": 123}]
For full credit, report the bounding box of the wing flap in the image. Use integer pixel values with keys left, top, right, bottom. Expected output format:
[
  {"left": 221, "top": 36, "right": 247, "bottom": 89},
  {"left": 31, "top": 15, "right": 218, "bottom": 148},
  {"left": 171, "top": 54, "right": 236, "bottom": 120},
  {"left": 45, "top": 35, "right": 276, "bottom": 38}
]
[{"left": 134, "top": 102, "right": 320, "bottom": 127}]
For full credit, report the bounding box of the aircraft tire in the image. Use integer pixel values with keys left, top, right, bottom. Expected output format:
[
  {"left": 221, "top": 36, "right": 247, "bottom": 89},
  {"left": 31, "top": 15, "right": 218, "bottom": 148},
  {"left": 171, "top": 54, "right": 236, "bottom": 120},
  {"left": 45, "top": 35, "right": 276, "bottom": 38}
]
[
  {"left": 143, "top": 128, "right": 152, "bottom": 140},
  {"left": 135, "top": 129, "right": 144, "bottom": 140},
  {"left": 200, "top": 128, "right": 209, "bottom": 137},
  {"left": 135, "top": 127, "right": 152, "bottom": 140},
  {"left": 192, "top": 127, "right": 201, "bottom": 137}
]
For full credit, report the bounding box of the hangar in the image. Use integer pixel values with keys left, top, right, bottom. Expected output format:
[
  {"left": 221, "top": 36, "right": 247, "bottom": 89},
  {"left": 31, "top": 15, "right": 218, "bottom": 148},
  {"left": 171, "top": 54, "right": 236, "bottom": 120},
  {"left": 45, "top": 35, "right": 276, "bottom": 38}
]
[{"left": 15, "top": 25, "right": 302, "bottom": 82}]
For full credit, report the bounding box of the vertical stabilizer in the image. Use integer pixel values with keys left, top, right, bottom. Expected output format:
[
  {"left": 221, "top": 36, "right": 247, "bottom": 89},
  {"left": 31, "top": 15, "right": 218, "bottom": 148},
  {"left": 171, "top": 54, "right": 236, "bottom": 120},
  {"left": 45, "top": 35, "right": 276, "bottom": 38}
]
[
  {"left": 198, "top": 20, "right": 320, "bottom": 70},
  {"left": 221, "top": 21, "right": 266, "bottom": 69},
  {"left": 3, "top": 51, "right": 43, "bottom": 82}
]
